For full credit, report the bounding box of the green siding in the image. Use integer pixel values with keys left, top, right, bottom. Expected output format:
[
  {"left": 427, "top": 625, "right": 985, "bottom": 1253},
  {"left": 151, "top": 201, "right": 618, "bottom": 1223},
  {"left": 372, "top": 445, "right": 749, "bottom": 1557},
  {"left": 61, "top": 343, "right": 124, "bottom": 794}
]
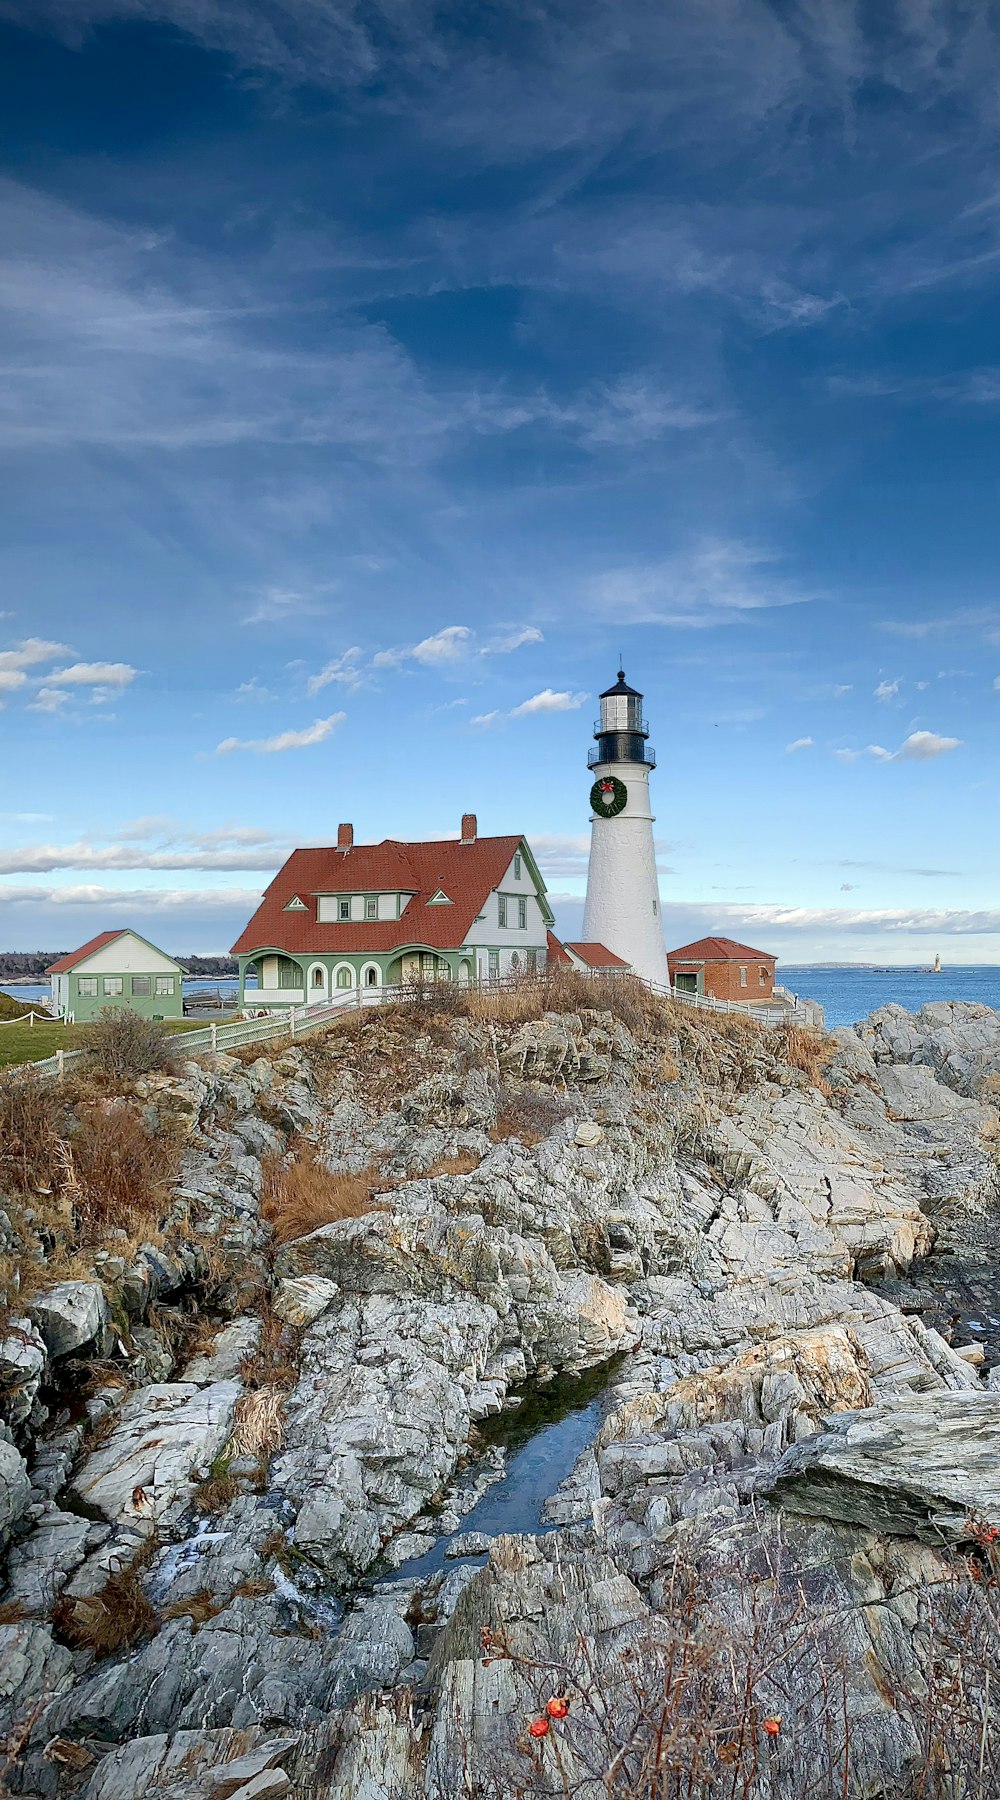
[{"left": 68, "top": 972, "right": 184, "bottom": 1023}]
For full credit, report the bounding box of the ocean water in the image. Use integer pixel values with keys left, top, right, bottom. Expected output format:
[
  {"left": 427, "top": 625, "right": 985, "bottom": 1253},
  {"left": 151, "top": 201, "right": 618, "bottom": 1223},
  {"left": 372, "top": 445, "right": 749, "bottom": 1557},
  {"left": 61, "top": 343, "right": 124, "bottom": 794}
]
[
  {"left": 1, "top": 975, "right": 255, "bottom": 1007},
  {"left": 780, "top": 965, "right": 1000, "bottom": 1030}
]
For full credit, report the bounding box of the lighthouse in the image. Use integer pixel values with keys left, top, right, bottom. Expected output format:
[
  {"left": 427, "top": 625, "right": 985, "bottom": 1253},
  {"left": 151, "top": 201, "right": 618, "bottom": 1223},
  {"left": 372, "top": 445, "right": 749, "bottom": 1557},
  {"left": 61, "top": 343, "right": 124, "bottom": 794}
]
[{"left": 582, "top": 670, "right": 668, "bottom": 987}]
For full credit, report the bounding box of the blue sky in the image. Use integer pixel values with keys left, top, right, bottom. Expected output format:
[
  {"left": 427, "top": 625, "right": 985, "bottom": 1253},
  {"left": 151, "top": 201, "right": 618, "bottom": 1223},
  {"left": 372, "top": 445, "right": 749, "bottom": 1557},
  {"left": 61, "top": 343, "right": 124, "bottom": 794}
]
[{"left": 2, "top": 0, "right": 1000, "bottom": 962}]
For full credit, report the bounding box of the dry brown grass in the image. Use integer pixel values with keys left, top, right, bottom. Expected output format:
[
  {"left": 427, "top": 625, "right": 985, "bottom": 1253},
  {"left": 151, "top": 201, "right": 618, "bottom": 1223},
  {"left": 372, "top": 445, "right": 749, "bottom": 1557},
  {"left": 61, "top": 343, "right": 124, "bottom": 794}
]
[
  {"left": 52, "top": 1550, "right": 157, "bottom": 1657},
  {"left": 425, "top": 1151, "right": 480, "bottom": 1178},
  {"left": 161, "top": 1587, "right": 224, "bottom": 1626},
  {"left": 261, "top": 1148, "right": 391, "bottom": 1246},
  {"left": 230, "top": 1385, "right": 286, "bottom": 1459},
  {"left": 191, "top": 1467, "right": 240, "bottom": 1515},
  {"left": 239, "top": 1304, "right": 301, "bottom": 1391},
  {"left": 489, "top": 1086, "right": 572, "bottom": 1147},
  {"left": 0, "top": 1066, "right": 65, "bottom": 1193},
  {"left": 780, "top": 1023, "right": 835, "bottom": 1092},
  {"left": 68, "top": 1102, "right": 181, "bottom": 1244}
]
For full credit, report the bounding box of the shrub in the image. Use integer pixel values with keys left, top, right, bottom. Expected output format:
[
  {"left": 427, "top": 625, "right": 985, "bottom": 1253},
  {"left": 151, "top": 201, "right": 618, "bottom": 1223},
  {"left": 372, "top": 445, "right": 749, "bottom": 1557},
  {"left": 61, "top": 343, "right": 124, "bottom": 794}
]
[
  {"left": 261, "top": 1149, "right": 390, "bottom": 1246},
  {"left": 52, "top": 1554, "right": 157, "bottom": 1657},
  {"left": 82, "top": 1007, "right": 175, "bottom": 1085},
  {"left": 68, "top": 1102, "right": 180, "bottom": 1243},
  {"left": 489, "top": 1085, "right": 572, "bottom": 1146},
  {"left": 0, "top": 1066, "right": 64, "bottom": 1193}
]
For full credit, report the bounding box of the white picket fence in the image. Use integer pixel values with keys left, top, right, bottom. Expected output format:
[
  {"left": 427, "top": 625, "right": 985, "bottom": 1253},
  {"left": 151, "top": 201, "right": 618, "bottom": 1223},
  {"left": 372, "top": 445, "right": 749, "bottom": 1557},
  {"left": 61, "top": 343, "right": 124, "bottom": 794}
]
[
  {"left": 18, "top": 966, "right": 821, "bottom": 1081},
  {"left": 27, "top": 989, "right": 367, "bottom": 1080}
]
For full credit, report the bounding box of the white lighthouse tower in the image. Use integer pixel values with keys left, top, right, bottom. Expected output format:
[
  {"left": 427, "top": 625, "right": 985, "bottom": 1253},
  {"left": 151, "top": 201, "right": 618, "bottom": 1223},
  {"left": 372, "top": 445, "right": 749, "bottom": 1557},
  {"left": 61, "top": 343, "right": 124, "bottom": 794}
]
[{"left": 582, "top": 670, "right": 667, "bottom": 987}]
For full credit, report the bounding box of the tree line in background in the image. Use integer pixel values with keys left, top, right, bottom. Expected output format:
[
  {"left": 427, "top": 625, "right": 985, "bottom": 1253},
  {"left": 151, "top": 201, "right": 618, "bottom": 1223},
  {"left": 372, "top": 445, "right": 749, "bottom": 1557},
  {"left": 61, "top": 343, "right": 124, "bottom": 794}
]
[{"left": 0, "top": 952, "right": 238, "bottom": 980}]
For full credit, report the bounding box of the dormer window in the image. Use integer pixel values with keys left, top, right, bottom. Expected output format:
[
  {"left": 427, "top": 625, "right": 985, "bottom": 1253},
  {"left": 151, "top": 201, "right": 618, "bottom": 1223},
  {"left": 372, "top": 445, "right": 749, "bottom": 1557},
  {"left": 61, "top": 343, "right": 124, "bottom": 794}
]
[
  {"left": 427, "top": 888, "right": 453, "bottom": 906},
  {"left": 365, "top": 897, "right": 377, "bottom": 920},
  {"left": 338, "top": 898, "right": 350, "bottom": 921},
  {"left": 283, "top": 895, "right": 308, "bottom": 912},
  {"left": 514, "top": 852, "right": 522, "bottom": 879}
]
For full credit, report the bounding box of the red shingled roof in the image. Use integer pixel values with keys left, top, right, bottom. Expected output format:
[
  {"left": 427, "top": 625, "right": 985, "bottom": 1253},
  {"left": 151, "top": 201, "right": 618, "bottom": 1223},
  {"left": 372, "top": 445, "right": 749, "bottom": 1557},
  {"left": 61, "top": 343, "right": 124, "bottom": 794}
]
[
  {"left": 563, "top": 941, "right": 630, "bottom": 969},
  {"left": 47, "top": 931, "right": 130, "bottom": 976},
  {"left": 667, "top": 936, "right": 775, "bottom": 963},
  {"left": 231, "top": 835, "right": 528, "bottom": 957},
  {"left": 546, "top": 930, "right": 573, "bottom": 966}
]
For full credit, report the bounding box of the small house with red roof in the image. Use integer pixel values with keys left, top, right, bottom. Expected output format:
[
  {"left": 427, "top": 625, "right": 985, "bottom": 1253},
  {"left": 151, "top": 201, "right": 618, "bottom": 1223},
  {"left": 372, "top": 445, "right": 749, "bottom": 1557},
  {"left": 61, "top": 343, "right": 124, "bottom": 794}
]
[
  {"left": 232, "top": 814, "right": 556, "bottom": 1008},
  {"left": 47, "top": 931, "right": 184, "bottom": 1023},
  {"left": 667, "top": 936, "right": 777, "bottom": 1003},
  {"left": 544, "top": 931, "right": 629, "bottom": 974}
]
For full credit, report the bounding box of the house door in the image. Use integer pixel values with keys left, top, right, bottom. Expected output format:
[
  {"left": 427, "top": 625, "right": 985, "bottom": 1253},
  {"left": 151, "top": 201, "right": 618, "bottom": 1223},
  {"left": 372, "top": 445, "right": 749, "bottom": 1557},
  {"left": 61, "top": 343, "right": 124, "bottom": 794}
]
[{"left": 674, "top": 972, "right": 697, "bottom": 994}]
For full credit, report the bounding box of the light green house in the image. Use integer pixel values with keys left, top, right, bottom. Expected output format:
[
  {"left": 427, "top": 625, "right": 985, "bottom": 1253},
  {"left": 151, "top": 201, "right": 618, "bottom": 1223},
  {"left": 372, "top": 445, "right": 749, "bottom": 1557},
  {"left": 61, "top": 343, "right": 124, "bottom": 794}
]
[
  {"left": 232, "top": 815, "right": 555, "bottom": 1007},
  {"left": 47, "top": 930, "right": 185, "bottom": 1023}
]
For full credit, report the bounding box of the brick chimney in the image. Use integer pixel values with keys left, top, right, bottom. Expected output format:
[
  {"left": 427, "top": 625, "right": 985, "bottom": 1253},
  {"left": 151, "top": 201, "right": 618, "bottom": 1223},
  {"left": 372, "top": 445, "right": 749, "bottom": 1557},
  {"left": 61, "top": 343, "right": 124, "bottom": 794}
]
[
  {"left": 460, "top": 812, "right": 477, "bottom": 844},
  {"left": 337, "top": 822, "right": 354, "bottom": 851}
]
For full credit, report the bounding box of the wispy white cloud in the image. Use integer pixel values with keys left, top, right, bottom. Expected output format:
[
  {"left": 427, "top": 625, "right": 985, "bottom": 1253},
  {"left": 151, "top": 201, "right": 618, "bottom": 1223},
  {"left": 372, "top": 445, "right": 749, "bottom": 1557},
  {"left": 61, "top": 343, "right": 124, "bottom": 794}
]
[
  {"left": 306, "top": 647, "right": 365, "bottom": 695},
  {"left": 785, "top": 736, "right": 813, "bottom": 752},
  {"left": 373, "top": 625, "right": 473, "bottom": 669},
  {"left": 0, "top": 637, "right": 70, "bottom": 691},
  {"left": 874, "top": 678, "right": 901, "bottom": 702},
  {"left": 28, "top": 687, "right": 70, "bottom": 713},
  {"left": 483, "top": 626, "right": 544, "bottom": 655},
  {"left": 838, "top": 730, "right": 963, "bottom": 764},
  {"left": 243, "top": 587, "right": 332, "bottom": 626},
  {"left": 867, "top": 730, "right": 963, "bottom": 762},
  {"left": 45, "top": 660, "right": 137, "bottom": 687},
  {"left": 589, "top": 539, "right": 816, "bottom": 628},
  {"left": 214, "top": 713, "right": 345, "bottom": 754},
  {"left": 0, "top": 882, "right": 263, "bottom": 912},
  {"left": 511, "top": 688, "right": 588, "bottom": 716}
]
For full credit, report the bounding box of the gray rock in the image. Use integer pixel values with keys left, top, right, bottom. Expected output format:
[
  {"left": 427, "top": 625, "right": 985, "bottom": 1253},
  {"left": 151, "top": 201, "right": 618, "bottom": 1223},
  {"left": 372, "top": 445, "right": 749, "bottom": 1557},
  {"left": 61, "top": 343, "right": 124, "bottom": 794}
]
[
  {"left": 29, "top": 1280, "right": 108, "bottom": 1358},
  {"left": 71, "top": 1380, "right": 240, "bottom": 1532},
  {"left": 0, "top": 1435, "right": 30, "bottom": 1546},
  {"left": 0, "top": 1316, "right": 46, "bottom": 1429},
  {"left": 767, "top": 1390, "right": 1000, "bottom": 1539},
  {"left": 271, "top": 1275, "right": 340, "bottom": 1327}
]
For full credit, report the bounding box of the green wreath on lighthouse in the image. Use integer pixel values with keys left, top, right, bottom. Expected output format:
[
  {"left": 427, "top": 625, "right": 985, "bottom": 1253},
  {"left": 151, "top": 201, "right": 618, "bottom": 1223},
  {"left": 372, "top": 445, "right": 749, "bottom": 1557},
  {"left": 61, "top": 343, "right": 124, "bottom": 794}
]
[{"left": 590, "top": 775, "right": 628, "bottom": 817}]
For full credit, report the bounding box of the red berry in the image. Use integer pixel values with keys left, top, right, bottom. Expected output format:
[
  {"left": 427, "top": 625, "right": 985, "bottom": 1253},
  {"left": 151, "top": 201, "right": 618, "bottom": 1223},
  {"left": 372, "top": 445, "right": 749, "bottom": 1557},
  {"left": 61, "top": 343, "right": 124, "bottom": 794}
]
[
  {"left": 528, "top": 1718, "right": 550, "bottom": 1739},
  {"left": 546, "top": 1697, "right": 569, "bottom": 1719},
  {"left": 762, "top": 1717, "right": 781, "bottom": 1737}
]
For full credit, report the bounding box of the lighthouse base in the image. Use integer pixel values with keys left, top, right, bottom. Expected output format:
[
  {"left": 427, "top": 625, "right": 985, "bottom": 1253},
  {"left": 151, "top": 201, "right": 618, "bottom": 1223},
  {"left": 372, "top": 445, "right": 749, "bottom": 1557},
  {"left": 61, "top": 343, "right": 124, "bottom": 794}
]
[{"left": 582, "top": 807, "right": 667, "bottom": 988}]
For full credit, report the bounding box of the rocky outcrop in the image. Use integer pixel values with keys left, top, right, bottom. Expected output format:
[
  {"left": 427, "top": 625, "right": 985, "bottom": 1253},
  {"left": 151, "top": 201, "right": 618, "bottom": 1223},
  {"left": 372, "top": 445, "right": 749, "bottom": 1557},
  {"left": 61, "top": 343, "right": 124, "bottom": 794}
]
[
  {"left": 766, "top": 1390, "right": 1000, "bottom": 1539},
  {"left": 3, "top": 996, "right": 1000, "bottom": 1797}
]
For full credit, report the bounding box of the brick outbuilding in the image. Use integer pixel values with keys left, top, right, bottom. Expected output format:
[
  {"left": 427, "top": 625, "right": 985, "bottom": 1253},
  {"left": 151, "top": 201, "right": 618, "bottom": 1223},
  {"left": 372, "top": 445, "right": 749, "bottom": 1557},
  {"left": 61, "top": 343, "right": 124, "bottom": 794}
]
[{"left": 667, "top": 936, "right": 777, "bottom": 1003}]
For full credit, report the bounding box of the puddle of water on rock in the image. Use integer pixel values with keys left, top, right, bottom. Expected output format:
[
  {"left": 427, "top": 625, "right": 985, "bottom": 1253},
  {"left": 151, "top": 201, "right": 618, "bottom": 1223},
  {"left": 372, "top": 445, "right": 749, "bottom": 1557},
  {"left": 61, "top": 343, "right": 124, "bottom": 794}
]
[{"left": 390, "top": 1354, "right": 623, "bottom": 1583}]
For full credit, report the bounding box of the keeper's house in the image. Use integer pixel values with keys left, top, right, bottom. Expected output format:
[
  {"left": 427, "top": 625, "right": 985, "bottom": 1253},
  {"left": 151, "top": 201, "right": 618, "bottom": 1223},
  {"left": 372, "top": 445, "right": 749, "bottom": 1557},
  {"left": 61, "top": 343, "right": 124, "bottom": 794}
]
[
  {"left": 231, "top": 814, "right": 554, "bottom": 1009},
  {"left": 667, "top": 936, "right": 777, "bottom": 1003},
  {"left": 47, "top": 931, "right": 184, "bottom": 1023}
]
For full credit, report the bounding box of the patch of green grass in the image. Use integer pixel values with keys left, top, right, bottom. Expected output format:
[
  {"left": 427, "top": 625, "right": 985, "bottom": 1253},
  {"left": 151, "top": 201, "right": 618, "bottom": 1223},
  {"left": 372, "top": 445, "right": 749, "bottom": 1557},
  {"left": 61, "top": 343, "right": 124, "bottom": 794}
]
[{"left": 0, "top": 1018, "right": 204, "bottom": 1070}]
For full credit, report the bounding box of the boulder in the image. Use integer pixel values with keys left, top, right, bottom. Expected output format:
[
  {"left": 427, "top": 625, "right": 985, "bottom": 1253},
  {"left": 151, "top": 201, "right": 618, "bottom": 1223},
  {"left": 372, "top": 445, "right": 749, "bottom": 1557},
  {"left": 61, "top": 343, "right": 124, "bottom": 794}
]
[
  {"left": 0, "top": 1436, "right": 30, "bottom": 1546},
  {"left": 71, "top": 1380, "right": 240, "bottom": 1532},
  {"left": 0, "top": 1316, "right": 46, "bottom": 1428},
  {"left": 29, "top": 1279, "right": 108, "bottom": 1358},
  {"left": 766, "top": 1391, "right": 1000, "bottom": 1539}
]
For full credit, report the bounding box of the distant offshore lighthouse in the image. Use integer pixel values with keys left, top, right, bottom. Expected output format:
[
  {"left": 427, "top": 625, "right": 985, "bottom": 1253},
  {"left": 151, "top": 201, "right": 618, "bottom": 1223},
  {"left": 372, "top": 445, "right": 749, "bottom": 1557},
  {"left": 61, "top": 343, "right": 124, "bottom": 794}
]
[{"left": 582, "top": 670, "right": 668, "bottom": 987}]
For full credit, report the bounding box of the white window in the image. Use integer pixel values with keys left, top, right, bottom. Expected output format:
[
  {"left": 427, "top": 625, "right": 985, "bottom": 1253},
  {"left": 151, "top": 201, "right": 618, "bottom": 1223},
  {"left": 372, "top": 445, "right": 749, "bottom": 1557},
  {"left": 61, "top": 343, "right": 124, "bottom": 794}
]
[
  {"left": 526, "top": 948, "right": 538, "bottom": 973},
  {"left": 78, "top": 977, "right": 98, "bottom": 997},
  {"left": 104, "top": 977, "right": 123, "bottom": 996},
  {"left": 498, "top": 896, "right": 508, "bottom": 928},
  {"left": 514, "top": 852, "right": 521, "bottom": 879},
  {"left": 131, "top": 976, "right": 151, "bottom": 997},
  {"left": 759, "top": 967, "right": 768, "bottom": 987},
  {"left": 312, "top": 967, "right": 325, "bottom": 988},
  {"left": 739, "top": 967, "right": 747, "bottom": 988},
  {"left": 488, "top": 949, "right": 500, "bottom": 981},
  {"left": 365, "top": 897, "right": 377, "bottom": 920},
  {"left": 156, "top": 976, "right": 174, "bottom": 996},
  {"left": 517, "top": 896, "right": 527, "bottom": 930},
  {"left": 336, "top": 967, "right": 352, "bottom": 988},
  {"left": 338, "top": 898, "right": 350, "bottom": 921},
  {"left": 365, "top": 965, "right": 379, "bottom": 986}
]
